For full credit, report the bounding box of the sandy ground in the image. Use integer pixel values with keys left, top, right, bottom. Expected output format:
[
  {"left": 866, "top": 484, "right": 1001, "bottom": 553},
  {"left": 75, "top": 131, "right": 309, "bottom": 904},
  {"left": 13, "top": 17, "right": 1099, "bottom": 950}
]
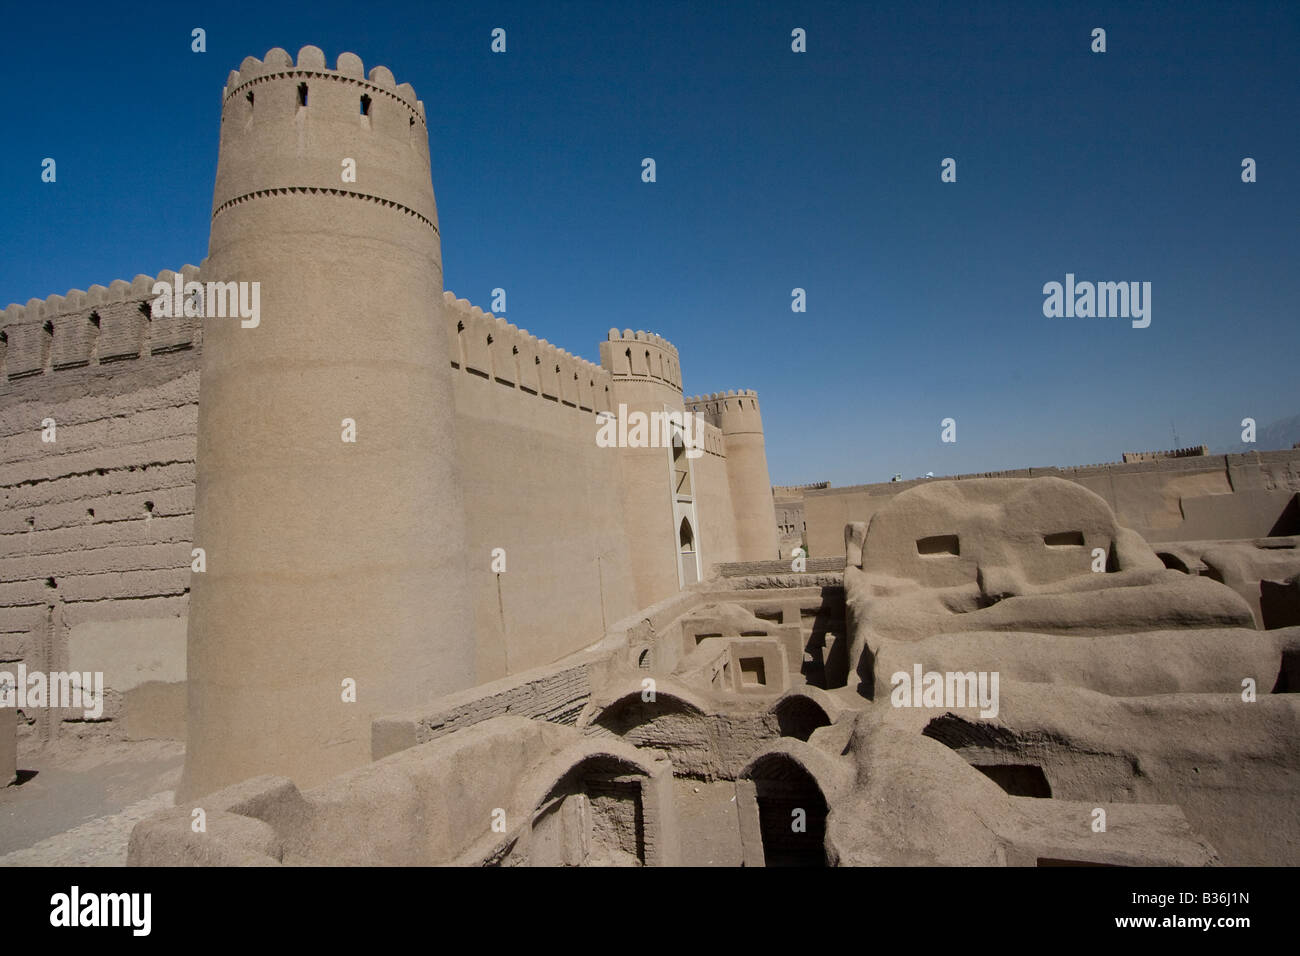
[
  {"left": 0, "top": 737, "right": 182, "bottom": 867},
  {"left": 674, "top": 777, "right": 744, "bottom": 866}
]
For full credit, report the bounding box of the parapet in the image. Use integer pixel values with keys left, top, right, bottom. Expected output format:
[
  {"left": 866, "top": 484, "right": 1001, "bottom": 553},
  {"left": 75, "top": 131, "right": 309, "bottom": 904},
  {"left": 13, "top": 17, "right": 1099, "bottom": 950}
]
[
  {"left": 773, "top": 482, "right": 830, "bottom": 496},
  {"left": 212, "top": 47, "right": 436, "bottom": 228},
  {"left": 684, "top": 389, "right": 765, "bottom": 436},
  {"left": 1, "top": 265, "right": 202, "bottom": 383},
  {"left": 443, "top": 291, "right": 615, "bottom": 414},
  {"left": 598, "top": 329, "right": 682, "bottom": 391},
  {"left": 221, "top": 46, "right": 425, "bottom": 126},
  {"left": 1122, "top": 445, "right": 1210, "bottom": 463}
]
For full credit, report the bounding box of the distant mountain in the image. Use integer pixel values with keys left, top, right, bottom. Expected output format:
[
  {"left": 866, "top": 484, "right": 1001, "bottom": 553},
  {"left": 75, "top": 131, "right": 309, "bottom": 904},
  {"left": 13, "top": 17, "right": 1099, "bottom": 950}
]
[{"left": 1216, "top": 414, "right": 1300, "bottom": 455}]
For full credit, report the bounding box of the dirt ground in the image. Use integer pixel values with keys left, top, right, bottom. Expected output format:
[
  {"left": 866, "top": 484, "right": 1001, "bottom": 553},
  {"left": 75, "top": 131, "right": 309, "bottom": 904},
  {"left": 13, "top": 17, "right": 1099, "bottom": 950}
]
[
  {"left": 0, "top": 737, "right": 182, "bottom": 866},
  {"left": 673, "top": 777, "right": 744, "bottom": 866}
]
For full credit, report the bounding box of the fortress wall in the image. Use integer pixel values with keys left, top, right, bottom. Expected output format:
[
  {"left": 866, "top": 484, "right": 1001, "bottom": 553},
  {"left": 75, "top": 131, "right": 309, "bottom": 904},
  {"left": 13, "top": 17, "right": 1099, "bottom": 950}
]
[
  {"left": 0, "top": 270, "right": 202, "bottom": 745},
  {"left": 445, "top": 295, "right": 638, "bottom": 681},
  {"left": 0, "top": 272, "right": 674, "bottom": 743},
  {"left": 805, "top": 450, "right": 1300, "bottom": 557}
]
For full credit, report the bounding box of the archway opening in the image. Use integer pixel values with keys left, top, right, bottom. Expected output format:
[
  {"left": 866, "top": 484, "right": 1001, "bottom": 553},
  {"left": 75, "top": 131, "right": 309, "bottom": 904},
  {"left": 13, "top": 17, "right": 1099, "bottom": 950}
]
[
  {"left": 773, "top": 696, "right": 831, "bottom": 742},
  {"left": 747, "top": 754, "right": 828, "bottom": 867},
  {"left": 532, "top": 756, "right": 647, "bottom": 866},
  {"left": 679, "top": 517, "right": 698, "bottom": 585}
]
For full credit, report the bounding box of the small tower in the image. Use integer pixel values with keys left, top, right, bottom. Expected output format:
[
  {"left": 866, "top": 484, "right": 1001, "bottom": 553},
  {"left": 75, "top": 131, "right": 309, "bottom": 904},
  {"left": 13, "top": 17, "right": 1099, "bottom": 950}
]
[
  {"left": 686, "top": 390, "right": 780, "bottom": 561},
  {"left": 181, "top": 48, "right": 473, "bottom": 798},
  {"left": 599, "top": 329, "right": 696, "bottom": 607}
]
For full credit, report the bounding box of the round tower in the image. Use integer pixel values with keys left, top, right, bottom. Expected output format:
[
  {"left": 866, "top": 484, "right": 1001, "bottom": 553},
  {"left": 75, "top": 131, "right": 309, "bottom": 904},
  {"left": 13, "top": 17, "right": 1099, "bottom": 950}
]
[
  {"left": 686, "top": 390, "right": 780, "bottom": 561},
  {"left": 181, "top": 47, "right": 473, "bottom": 798},
  {"left": 599, "top": 329, "right": 691, "bottom": 607}
]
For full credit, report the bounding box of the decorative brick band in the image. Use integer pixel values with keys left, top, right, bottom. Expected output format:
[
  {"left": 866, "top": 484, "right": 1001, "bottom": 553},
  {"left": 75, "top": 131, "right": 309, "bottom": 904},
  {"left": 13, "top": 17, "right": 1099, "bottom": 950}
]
[{"left": 211, "top": 186, "right": 438, "bottom": 232}]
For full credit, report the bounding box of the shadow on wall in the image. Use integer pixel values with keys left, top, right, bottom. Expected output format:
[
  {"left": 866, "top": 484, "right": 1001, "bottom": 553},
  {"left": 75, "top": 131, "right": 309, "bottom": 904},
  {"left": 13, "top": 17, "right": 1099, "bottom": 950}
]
[
  {"left": 1260, "top": 579, "right": 1300, "bottom": 630},
  {"left": 771, "top": 695, "right": 831, "bottom": 742},
  {"left": 1268, "top": 496, "right": 1300, "bottom": 536}
]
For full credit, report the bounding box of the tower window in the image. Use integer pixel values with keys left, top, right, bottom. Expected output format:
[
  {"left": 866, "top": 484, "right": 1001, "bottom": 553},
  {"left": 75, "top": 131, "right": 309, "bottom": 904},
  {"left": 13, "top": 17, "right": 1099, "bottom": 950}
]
[
  {"left": 246, "top": 91, "right": 254, "bottom": 108},
  {"left": 297, "top": 83, "right": 308, "bottom": 107},
  {"left": 360, "top": 94, "right": 372, "bottom": 116}
]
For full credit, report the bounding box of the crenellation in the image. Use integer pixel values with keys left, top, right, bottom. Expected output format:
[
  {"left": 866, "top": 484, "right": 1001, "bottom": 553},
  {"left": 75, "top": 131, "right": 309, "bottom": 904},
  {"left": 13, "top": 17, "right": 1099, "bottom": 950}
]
[
  {"left": 538, "top": 341, "right": 561, "bottom": 400},
  {"left": 222, "top": 46, "right": 426, "bottom": 132},
  {"left": 335, "top": 51, "right": 364, "bottom": 79},
  {"left": 460, "top": 306, "right": 492, "bottom": 378},
  {"left": 3, "top": 321, "right": 51, "bottom": 379},
  {"left": 296, "top": 44, "right": 327, "bottom": 71},
  {"left": 262, "top": 47, "right": 292, "bottom": 71},
  {"left": 486, "top": 318, "right": 516, "bottom": 386},
  {"left": 439, "top": 288, "right": 617, "bottom": 417},
  {"left": 50, "top": 309, "right": 97, "bottom": 370},
  {"left": 149, "top": 265, "right": 202, "bottom": 354},
  {"left": 598, "top": 329, "right": 682, "bottom": 389}
]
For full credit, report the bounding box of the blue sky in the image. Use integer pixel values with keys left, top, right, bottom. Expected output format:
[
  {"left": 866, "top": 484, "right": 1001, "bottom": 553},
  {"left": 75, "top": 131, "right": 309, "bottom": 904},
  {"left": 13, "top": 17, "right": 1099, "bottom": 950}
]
[{"left": 2, "top": 0, "right": 1296, "bottom": 485}]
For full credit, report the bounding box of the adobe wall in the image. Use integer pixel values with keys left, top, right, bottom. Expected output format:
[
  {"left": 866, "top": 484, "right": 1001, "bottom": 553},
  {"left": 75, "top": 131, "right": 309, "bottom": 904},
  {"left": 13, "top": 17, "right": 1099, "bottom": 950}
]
[
  {"left": 805, "top": 451, "right": 1300, "bottom": 557},
  {"left": 772, "top": 482, "right": 825, "bottom": 559},
  {"left": 444, "top": 295, "right": 639, "bottom": 680},
  {"left": 0, "top": 270, "right": 202, "bottom": 747},
  {"left": 1, "top": 280, "right": 715, "bottom": 742}
]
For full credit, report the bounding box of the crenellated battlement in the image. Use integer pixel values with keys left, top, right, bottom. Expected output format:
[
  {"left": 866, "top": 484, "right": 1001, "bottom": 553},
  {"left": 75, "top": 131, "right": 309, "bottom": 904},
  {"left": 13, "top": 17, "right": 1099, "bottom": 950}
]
[
  {"left": 598, "top": 328, "right": 682, "bottom": 391},
  {"left": 773, "top": 482, "right": 830, "bottom": 494},
  {"left": 694, "top": 420, "right": 727, "bottom": 458},
  {"left": 683, "top": 388, "right": 758, "bottom": 407},
  {"left": 211, "top": 46, "right": 437, "bottom": 231},
  {"left": 684, "top": 389, "right": 765, "bottom": 435},
  {"left": 0, "top": 265, "right": 203, "bottom": 384},
  {"left": 444, "top": 292, "right": 616, "bottom": 414},
  {"left": 1122, "top": 445, "right": 1210, "bottom": 463},
  {"left": 221, "top": 47, "right": 426, "bottom": 127}
]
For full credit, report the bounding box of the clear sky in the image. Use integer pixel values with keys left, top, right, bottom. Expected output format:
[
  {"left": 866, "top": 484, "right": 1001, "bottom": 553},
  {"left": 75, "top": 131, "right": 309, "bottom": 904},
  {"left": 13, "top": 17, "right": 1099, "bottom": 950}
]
[{"left": 2, "top": 0, "right": 1296, "bottom": 485}]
